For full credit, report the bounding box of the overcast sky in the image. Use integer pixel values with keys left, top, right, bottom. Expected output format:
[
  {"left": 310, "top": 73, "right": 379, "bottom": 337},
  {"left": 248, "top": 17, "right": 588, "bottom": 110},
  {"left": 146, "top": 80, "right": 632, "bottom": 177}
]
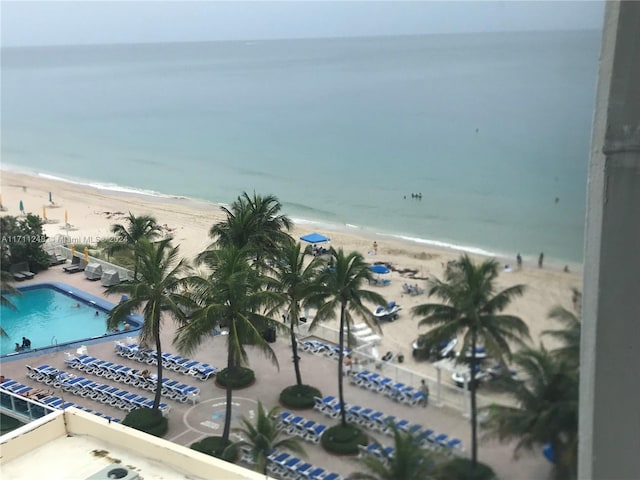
[{"left": 1, "top": 1, "right": 605, "bottom": 47}]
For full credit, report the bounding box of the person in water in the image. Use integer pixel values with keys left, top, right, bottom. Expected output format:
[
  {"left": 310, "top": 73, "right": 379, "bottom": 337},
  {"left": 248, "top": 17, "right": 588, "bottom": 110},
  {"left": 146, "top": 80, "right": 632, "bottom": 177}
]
[{"left": 22, "top": 337, "right": 31, "bottom": 349}]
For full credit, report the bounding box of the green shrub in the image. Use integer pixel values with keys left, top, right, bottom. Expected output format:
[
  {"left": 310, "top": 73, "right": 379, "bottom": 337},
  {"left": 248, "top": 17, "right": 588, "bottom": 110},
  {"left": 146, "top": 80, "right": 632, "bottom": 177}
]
[
  {"left": 436, "top": 458, "right": 497, "bottom": 480},
  {"left": 121, "top": 407, "right": 168, "bottom": 437},
  {"left": 191, "top": 436, "right": 238, "bottom": 461},
  {"left": 279, "top": 384, "right": 322, "bottom": 409},
  {"left": 216, "top": 367, "right": 255, "bottom": 389},
  {"left": 321, "top": 424, "right": 368, "bottom": 455},
  {"left": 0, "top": 413, "right": 23, "bottom": 434}
]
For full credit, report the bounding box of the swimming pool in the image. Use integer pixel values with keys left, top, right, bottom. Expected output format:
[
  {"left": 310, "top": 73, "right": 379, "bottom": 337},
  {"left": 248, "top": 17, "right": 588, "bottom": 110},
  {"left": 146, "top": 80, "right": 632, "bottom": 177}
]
[{"left": 0, "top": 283, "right": 141, "bottom": 358}]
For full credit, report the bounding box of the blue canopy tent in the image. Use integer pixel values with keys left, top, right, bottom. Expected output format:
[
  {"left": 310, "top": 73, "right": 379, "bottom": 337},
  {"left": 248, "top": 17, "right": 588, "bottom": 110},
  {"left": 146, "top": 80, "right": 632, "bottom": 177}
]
[
  {"left": 300, "top": 232, "right": 330, "bottom": 244},
  {"left": 369, "top": 264, "right": 391, "bottom": 286},
  {"left": 369, "top": 264, "right": 390, "bottom": 274}
]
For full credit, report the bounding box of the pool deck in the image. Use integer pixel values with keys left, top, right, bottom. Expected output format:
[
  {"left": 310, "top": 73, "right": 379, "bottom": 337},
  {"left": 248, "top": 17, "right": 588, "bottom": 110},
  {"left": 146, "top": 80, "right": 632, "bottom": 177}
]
[{"left": 0, "top": 268, "right": 553, "bottom": 480}]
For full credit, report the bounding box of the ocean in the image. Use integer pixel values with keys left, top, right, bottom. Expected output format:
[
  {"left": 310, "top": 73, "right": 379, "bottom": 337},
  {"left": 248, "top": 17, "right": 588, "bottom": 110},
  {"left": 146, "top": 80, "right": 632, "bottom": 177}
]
[{"left": 1, "top": 31, "right": 601, "bottom": 263}]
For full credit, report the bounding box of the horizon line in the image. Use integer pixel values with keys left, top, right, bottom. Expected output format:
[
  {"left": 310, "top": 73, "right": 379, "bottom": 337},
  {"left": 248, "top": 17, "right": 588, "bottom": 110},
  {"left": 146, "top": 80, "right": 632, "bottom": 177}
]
[{"left": 1, "top": 28, "right": 601, "bottom": 50}]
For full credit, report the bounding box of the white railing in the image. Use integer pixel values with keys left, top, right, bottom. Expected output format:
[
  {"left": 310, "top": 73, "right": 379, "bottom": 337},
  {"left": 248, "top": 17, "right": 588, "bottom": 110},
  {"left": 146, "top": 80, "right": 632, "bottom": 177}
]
[{"left": 53, "top": 245, "right": 134, "bottom": 282}]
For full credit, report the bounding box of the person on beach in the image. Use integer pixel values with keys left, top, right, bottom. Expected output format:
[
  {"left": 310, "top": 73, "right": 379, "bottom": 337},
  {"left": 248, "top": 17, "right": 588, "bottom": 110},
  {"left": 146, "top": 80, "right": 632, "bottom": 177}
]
[
  {"left": 420, "top": 379, "right": 430, "bottom": 407},
  {"left": 516, "top": 253, "right": 522, "bottom": 269},
  {"left": 373, "top": 241, "right": 378, "bottom": 255},
  {"left": 538, "top": 252, "right": 544, "bottom": 268},
  {"left": 343, "top": 355, "right": 353, "bottom": 375}
]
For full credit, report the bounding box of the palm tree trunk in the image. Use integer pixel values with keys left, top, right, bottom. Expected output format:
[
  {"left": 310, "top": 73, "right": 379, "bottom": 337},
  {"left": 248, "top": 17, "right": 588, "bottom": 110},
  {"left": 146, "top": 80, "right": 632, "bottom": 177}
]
[
  {"left": 470, "top": 331, "right": 479, "bottom": 468},
  {"left": 153, "top": 318, "right": 162, "bottom": 411},
  {"left": 552, "top": 438, "right": 576, "bottom": 480},
  {"left": 222, "top": 348, "right": 234, "bottom": 445},
  {"left": 133, "top": 252, "right": 139, "bottom": 281},
  {"left": 337, "top": 303, "right": 347, "bottom": 427},
  {"left": 290, "top": 318, "right": 302, "bottom": 386}
]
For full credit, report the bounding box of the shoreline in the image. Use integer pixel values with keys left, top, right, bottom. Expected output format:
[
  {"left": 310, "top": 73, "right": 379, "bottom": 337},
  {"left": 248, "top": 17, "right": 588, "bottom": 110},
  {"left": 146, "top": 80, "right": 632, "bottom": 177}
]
[
  {"left": 1, "top": 168, "right": 584, "bottom": 401},
  {"left": 0, "top": 166, "right": 583, "bottom": 271}
]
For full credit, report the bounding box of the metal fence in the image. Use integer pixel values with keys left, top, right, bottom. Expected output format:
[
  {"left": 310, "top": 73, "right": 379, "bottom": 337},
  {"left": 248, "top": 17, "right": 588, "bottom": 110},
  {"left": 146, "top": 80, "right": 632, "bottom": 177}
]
[
  {"left": 303, "top": 323, "right": 505, "bottom": 417},
  {"left": 0, "top": 388, "right": 57, "bottom": 423}
]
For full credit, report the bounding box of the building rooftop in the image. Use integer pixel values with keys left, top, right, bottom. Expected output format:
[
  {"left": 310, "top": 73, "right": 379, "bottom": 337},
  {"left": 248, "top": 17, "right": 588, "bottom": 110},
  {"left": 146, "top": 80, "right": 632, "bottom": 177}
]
[{"left": 0, "top": 407, "right": 265, "bottom": 480}]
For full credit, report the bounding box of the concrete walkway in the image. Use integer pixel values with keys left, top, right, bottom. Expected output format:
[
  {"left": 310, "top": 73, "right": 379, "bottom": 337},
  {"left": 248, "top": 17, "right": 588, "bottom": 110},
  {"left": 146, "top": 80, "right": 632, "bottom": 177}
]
[{"left": 0, "top": 267, "right": 552, "bottom": 479}]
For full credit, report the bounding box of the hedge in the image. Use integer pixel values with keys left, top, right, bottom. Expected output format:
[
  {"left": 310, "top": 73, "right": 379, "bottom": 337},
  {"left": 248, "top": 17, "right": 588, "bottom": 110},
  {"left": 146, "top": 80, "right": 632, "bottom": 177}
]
[
  {"left": 215, "top": 367, "right": 255, "bottom": 389},
  {"left": 320, "top": 423, "right": 368, "bottom": 455},
  {"left": 191, "top": 436, "right": 238, "bottom": 462},
  {"left": 279, "top": 384, "right": 322, "bottom": 409},
  {"left": 0, "top": 413, "right": 23, "bottom": 435},
  {"left": 121, "top": 407, "right": 168, "bottom": 437},
  {"left": 436, "top": 458, "right": 497, "bottom": 480}
]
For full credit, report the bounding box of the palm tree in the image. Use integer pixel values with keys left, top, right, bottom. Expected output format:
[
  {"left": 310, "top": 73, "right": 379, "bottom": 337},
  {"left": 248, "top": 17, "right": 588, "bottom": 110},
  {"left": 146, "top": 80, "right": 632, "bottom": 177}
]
[
  {"left": 234, "top": 401, "right": 306, "bottom": 476},
  {"left": 106, "top": 238, "right": 191, "bottom": 411},
  {"left": 269, "top": 242, "right": 325, "bottom": 386},
  {"left": 543, "top": 295, "right": 581, "bottom": 370},
  {"left": 481, "top": 346, "right": 578, "bottom": 479},
  {"left": 1, "top": 270, "right": 21, "bottom": 311},
  {"left": 310, "top": 248, "right": 386, "bottom": 427},
  {"left": 350, "top": 423, "right": 439, "bottom": 480},
  {"left": 108, "top": 212, "right": 162, "bottom": 279},
  {"left": 205, "top": 192, "right": 293, "bottom": 268},
  {"left": 411, "top": 254, "right": 530, "bottom": 468},
  {"left": 174, "top": 245, "right": 281, "bottom": 446}
]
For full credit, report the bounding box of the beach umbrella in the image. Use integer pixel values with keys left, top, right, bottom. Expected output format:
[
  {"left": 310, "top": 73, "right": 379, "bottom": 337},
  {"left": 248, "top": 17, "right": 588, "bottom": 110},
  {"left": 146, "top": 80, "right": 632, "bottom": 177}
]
[
  {"left": 369, "top": 264, "right": 390, "bottom": 274},
  {"left": 84, "top": 246, "right": 90, "bottom": 264},
  {"left": 71, "top": 244, "right": 76, "bottom": 258},
  {"left": 19, "top": 200, "right": 24, "bottom": 214}
]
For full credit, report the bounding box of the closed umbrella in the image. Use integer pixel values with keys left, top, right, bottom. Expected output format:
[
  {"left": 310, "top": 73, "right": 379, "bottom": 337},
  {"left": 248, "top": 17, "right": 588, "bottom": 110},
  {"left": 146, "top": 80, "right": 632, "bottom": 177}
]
[
  {"left": 49, "top": 191, "right": 53, "bottom": 203},
  {"left": 42, "top": 206, "right": 47, "bottom": 222},
  {"left": 84, "top": 246, "right": 90, "bottom": 264},
  {"left": 71, "top": 244, "right": 76, "bottom": 258},
  {"left": 19, "top": 200, "right": 24, "bottom": 214},
  {"left": 64, "top": 209, "right": 68, "bottom": 224}
]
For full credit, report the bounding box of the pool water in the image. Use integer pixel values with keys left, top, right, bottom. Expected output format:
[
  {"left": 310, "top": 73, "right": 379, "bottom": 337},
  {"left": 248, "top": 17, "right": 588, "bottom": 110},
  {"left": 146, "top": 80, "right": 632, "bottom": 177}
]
[{"left": 0, "top": 285, "right": 129, "bottom": 356}]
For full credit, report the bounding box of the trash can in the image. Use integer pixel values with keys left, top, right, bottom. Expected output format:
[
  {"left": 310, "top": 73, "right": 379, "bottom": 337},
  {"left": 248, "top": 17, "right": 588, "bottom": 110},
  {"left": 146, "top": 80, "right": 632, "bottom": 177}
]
[{"left": 262, "top": 326, "right": 277, "bottom": 343}]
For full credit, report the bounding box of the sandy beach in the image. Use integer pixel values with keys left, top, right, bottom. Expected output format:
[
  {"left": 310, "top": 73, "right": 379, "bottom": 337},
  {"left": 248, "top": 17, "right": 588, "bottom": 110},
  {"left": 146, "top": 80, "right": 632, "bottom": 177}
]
[{"left": 1, "top": 169, "right": 583, "bottom": 396}]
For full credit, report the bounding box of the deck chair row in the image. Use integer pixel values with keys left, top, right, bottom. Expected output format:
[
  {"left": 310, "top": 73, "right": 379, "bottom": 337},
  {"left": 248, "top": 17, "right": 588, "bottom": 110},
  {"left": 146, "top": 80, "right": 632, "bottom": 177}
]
[
  {"left": 261, "top": 449, "right": 343, "bottom": 480},
  {"left": 313, "top": 395, "right": 463, "bottom": 455},
  {"left": 350, "top": 370, "right": 428, "bottom": 406},
  {"left": 27, "top": 365, "right": 171, "bottom": 416},
  {"left": 278, "top": 411, "right": 328, "bottom": 444},
  {"left": 299, "top": 339, "right": 351, "bottom": 359},
  {"left": 114, "top": 341, "right": 217, "bottom": 381},
  {"left": 63, "top": 352, "right": 200, "bottom": 404},
  {"left": 0, "top": 378, "right": 121, "bottom": 423}
]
